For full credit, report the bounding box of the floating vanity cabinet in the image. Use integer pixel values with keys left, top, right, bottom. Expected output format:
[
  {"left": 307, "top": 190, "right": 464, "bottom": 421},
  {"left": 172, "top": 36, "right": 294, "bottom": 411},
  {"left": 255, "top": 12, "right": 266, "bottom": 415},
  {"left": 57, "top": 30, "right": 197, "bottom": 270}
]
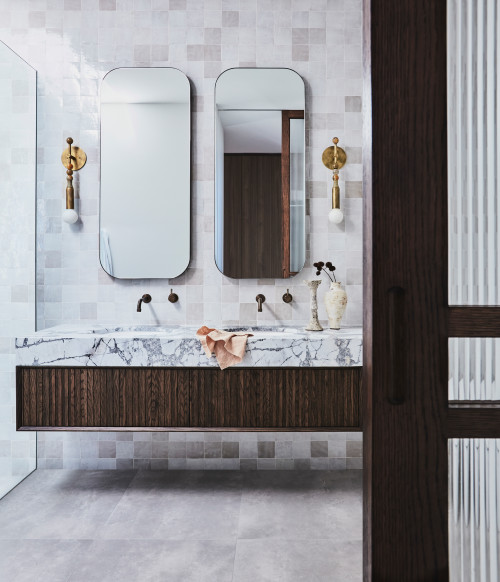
[
  {"left": 17, "top": 368, "right": 190, "bottom": 430},
  {"left": 190, "top": 368, "right": 361, "bottom": 429},
  {"left": 16, "top": 367, "right": 362, "bottom": 431}
]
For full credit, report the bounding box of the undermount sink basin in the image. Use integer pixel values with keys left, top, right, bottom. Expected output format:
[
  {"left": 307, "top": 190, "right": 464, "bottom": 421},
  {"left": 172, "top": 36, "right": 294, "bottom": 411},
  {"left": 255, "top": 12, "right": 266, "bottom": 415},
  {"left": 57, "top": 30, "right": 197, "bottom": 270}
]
[
  {"left": 223, "top": 326, "right": 302, "bottom": 334},
  {"left": 89, "top": 325, "right": 305, "bottom": 336},
  {"left": 91, "top": 325, "right": 180, "bottom": 334}
]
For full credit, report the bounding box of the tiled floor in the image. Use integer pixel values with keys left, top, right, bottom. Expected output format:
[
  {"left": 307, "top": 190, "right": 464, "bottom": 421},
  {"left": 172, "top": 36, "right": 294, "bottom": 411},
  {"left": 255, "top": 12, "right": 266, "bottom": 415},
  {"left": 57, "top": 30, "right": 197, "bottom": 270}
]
[{"left": 0, "top": 470, "right": 362, "bottom": 582}]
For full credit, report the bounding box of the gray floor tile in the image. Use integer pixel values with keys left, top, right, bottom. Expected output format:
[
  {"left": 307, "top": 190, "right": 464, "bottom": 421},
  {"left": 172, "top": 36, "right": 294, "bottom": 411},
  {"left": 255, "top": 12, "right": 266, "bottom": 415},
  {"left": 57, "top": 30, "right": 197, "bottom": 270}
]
[
  {"left": 68, "top": 540, "right": 236, "bottom": 582},
  {"left": 0, "top": 470, "right": 136, "bottom": 539},
  {"left": 0, "top": 469, "right": 362, "bottom": 581},
  {"left": 99, "top": 470, "right": 243, "bottom": 540},
  {"left": 238, "top": 470, "right": 362, "bottom": 541},
  {"left": 232, "top": 539, "right": 362, "bottom": 582},
  {"left": 0, "top": 539, "right": 92, "bottom": 582}
]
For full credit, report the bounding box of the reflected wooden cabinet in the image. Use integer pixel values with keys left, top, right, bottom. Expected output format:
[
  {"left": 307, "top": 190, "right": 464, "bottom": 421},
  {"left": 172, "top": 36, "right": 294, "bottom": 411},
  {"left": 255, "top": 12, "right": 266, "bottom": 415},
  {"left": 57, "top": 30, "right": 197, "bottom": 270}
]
[{"left": 16, "top": 367, "right": 362, "bottom": 431}]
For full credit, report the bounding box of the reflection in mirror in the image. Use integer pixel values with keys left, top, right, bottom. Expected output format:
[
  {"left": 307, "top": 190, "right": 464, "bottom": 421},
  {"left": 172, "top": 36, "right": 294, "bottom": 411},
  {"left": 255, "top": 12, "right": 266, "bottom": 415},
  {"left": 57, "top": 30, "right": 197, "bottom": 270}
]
[
  {"left": 215, "top": 68, "right": 305, "bottom": 279},
  {"left": 100, "top": 68, "right": 190, "bottom": 279}
]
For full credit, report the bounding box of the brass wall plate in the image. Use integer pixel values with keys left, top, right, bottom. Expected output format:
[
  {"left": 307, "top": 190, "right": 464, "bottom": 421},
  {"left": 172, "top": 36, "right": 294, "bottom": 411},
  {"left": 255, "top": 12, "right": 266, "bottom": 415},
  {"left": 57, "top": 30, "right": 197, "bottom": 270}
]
[
  {"left": 61, "top": 146, "right": 87, "bottom": 171},
  {"left": 322, "top": 145, "right": 347, "bottom": 170}
]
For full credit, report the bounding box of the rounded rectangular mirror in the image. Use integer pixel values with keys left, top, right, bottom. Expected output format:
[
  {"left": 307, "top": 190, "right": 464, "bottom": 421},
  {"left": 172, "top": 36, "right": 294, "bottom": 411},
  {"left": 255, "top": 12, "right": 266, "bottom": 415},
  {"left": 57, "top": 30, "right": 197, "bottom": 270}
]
[
  {"left": 100, "top": 67, "right": 191, "bottom": 279},
  {"left": 215, "top": 68, "right": 306, "bottom": 279}
]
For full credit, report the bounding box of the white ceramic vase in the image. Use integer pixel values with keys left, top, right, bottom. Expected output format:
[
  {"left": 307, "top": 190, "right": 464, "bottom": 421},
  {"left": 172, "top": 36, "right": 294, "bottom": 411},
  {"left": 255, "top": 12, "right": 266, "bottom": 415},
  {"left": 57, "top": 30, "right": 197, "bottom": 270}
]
[{"left": 324, "top": 282, "right": 347, "bottom": 329}]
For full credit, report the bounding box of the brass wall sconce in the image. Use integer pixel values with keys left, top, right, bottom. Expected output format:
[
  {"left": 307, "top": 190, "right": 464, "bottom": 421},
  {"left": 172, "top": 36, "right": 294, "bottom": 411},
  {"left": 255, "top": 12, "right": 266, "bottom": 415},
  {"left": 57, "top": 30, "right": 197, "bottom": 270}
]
[
  {"left": 322, "top": 137, "right": 347, "bottom": 224},
  {"left": 61, "top": 137, "right": 86, "bottom": 224}
]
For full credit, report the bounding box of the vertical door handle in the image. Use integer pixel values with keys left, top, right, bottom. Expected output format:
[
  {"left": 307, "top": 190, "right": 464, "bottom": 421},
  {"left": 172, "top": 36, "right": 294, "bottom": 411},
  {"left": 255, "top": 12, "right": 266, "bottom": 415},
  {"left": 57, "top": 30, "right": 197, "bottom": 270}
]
[{"left": 388, "top": 286, "right": 406, "bottom": 405}]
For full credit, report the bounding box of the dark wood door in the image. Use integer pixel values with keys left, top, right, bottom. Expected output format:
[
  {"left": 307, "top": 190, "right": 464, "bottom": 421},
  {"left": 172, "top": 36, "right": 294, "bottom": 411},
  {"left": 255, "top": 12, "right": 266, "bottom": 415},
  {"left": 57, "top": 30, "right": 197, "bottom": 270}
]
[
  {"left": 366, "top": 0, "right": 500, "bottom": 579},
  {"left": 364, "top": 0, "right": 449, "bottom": 579}
]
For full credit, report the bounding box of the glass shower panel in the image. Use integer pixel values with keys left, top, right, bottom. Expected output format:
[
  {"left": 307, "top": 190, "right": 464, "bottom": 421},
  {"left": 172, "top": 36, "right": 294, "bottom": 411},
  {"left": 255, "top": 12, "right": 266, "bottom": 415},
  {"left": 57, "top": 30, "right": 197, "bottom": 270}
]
[
  {"left": 0, "top": 41, "right": 37, "bottom": 498},
  {"left": 289, "top": 117, "right": 305, "bottom": 273}
]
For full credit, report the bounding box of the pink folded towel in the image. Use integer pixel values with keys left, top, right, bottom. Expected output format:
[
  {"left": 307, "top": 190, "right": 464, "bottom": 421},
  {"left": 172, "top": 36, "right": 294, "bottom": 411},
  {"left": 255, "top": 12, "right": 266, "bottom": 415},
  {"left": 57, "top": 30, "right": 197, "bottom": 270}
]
[{"left": 196, "top": 326, "right": 253, "bottom": 370}]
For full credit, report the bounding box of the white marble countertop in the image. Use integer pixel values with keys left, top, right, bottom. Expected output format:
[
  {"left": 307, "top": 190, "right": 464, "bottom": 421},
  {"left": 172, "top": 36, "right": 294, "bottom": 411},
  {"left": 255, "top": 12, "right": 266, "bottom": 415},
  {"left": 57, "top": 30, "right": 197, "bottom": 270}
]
[{"left": 16, "top": 324, "right": 363, "bottom": 368}]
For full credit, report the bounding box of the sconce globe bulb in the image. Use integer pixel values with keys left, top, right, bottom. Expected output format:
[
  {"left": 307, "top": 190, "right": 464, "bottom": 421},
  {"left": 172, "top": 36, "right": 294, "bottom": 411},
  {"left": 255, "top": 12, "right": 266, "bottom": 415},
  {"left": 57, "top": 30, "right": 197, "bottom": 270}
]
[
  {"left": 63, "top": 209, "right": 78, "bottom": 224},
  {"left": 328, "top": 208, "right": 344, "bottom": 224}
]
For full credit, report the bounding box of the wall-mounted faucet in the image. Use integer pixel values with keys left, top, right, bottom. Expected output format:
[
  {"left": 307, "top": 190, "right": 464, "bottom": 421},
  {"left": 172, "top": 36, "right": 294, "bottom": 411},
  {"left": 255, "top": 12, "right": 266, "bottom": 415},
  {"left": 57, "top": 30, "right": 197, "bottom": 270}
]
[
  {"left": 256, "top": 294, "right": 266, "bottom": 312},
  {"left": 137, "top": 294, "right": 152, "bottom": 312}
]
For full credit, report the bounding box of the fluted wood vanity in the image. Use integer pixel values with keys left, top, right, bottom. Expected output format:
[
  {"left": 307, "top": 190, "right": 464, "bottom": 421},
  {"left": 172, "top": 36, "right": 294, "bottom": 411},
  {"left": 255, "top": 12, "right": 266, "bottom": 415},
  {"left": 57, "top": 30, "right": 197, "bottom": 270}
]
[{"left": 15, "top": 325, "right": 363, "bottom": 432}]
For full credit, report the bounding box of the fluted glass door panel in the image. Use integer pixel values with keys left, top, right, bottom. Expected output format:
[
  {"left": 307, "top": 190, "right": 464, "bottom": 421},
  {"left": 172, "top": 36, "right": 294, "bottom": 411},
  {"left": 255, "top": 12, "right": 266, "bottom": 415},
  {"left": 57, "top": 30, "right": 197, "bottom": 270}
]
[
  {"left": 449, "top": 338, "right": 500, "bottom": 401},
  {"left": 449, "top": 439, "right": 500, "bottom": 582},
  {"left": 447, "top": 0, "right": 500, "bottom": 578},
  {"left": 447, "top": 0, "right": 500, "bottom": 306}
]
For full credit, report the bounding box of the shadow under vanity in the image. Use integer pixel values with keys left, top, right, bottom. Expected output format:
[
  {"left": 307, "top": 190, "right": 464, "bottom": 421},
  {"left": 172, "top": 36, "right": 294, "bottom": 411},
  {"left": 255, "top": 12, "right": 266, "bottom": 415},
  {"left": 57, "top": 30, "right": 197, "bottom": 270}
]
[{"left": 15, "top": 66, "right": 362, "bottom": 435}]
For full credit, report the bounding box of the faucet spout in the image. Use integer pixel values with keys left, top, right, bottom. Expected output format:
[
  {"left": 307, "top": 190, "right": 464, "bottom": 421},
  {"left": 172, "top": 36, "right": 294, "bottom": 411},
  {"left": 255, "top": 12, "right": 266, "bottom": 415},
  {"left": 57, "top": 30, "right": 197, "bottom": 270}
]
[
  {"left": 137, "top": 294, "right": 152, "bottom": 312},
  {"left": 256, "top": 294, "right": 266, "bottom": 313}
]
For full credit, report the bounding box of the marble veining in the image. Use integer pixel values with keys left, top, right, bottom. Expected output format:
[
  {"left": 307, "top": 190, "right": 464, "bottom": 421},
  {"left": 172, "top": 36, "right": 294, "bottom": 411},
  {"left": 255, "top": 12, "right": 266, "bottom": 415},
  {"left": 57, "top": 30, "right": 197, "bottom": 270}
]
[{"left": 16, "top": 325, "right": 362, "bottom": 368}]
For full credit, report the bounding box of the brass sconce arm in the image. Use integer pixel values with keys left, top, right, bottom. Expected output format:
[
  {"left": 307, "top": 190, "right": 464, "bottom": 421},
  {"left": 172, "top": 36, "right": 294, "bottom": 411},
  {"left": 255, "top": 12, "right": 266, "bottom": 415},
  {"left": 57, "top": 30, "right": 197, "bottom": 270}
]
[
  {"left": 61, "top": 137, "right": 86, "bottom": 224},
  {"left": 322, "top": 137, "right": 347, "bottom": 224}
]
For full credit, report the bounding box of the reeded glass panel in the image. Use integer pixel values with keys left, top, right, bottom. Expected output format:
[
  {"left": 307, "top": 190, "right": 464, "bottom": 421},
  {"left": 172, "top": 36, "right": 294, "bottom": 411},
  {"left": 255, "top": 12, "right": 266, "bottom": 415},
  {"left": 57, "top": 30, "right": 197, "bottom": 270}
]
[
  {"left": 449, "top": 338, "right": 500, "bottom": 400},
  {"left": 447, "top": 0, "right": 500, "bottom": 305},
  {"left": 447, "top": 0, "right": 500, "bottom": 574},
  {"left": 449, "top": 439, "right": 500, "bottom": 581}
]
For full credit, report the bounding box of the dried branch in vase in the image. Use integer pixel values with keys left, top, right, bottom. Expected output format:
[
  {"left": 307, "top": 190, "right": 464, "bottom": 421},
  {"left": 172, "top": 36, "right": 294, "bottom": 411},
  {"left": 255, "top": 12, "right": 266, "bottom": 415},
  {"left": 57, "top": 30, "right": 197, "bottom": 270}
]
[{"left": 313, "top": 261, "right": 337, "bottom": 283}]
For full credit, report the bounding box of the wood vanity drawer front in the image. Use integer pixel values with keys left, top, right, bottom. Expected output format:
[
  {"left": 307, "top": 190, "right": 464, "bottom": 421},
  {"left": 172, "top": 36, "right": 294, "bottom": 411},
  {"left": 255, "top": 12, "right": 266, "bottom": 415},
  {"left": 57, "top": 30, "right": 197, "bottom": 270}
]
[
  {"left": 190, "top": 368, "right": 361, "bottom": 429},
  {"left": 17, "top": 366, "right": 361, "bottom": 430},
  {"left": 16, "top": 367, "right": 189, "bottom": 429}
]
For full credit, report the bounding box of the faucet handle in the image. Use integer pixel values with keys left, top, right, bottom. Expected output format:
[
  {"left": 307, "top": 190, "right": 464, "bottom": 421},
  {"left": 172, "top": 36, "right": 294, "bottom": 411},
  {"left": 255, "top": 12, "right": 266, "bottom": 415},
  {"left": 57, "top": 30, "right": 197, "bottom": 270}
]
[
  {"left": 168, "top": 289, "right": 178, "bottom": 303},
  {"left": 282, "top": 289, "right": 293, "bottom": 303}
]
